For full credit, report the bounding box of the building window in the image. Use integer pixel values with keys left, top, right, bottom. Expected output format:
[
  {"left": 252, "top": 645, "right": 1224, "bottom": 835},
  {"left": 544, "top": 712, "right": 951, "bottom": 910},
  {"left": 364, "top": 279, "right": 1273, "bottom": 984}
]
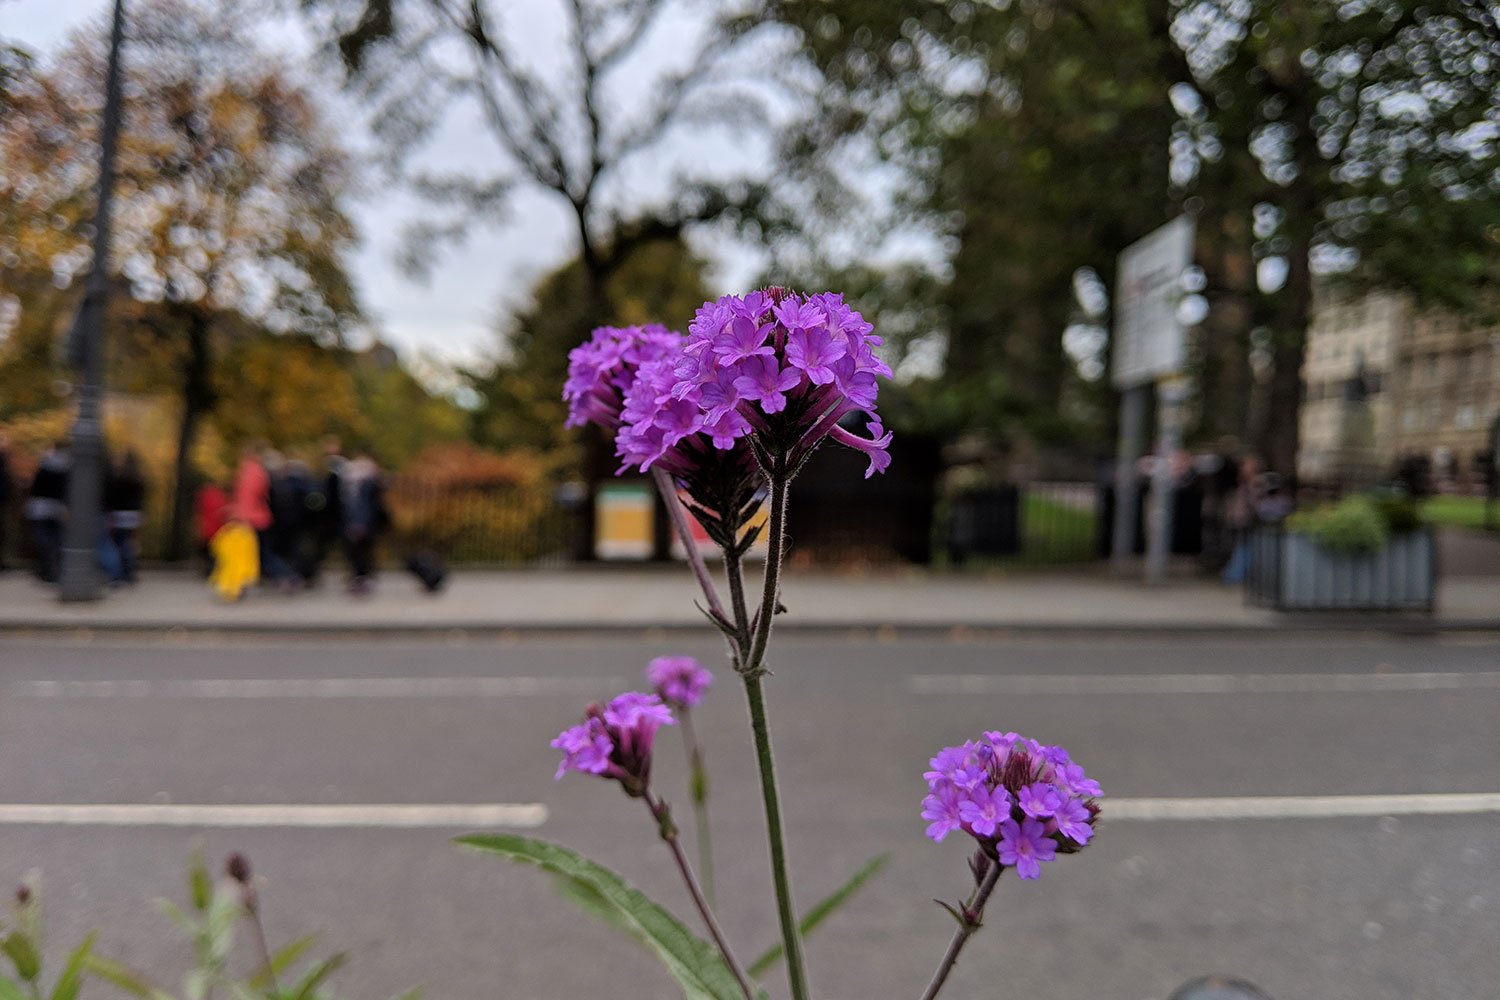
[{"left": 1456, "top": 402, "right": 1478, "bottom": 429}]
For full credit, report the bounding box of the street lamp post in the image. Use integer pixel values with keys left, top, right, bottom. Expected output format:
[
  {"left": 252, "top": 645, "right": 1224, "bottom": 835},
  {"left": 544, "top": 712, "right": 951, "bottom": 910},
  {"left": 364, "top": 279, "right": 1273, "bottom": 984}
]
[{"left": 58, "top": 0, "right": 127, "bottom": 602}]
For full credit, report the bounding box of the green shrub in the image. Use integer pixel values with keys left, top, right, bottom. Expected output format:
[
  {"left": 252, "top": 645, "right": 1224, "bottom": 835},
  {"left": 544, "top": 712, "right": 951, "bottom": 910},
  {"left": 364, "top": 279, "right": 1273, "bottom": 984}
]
[{"left": 1287, "top": 495, "right": 1390, "bottom": 555}]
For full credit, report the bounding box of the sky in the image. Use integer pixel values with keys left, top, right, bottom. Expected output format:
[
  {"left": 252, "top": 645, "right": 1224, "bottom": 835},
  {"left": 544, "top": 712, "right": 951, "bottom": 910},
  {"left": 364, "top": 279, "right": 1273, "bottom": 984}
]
[{"left": 3, "top": 0, "right": 772, "bottom": 371}]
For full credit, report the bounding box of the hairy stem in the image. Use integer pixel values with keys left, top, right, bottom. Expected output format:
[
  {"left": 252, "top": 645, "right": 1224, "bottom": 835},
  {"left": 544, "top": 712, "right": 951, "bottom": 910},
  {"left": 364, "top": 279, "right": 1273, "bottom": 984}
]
[
  {"left": 733, "top": 472, "right": 810, "bottom": 1000},
  {"left": 918, "top": 863, "right": 1005, "bottom": 1000},
  {"left": 745, "top": 475, "right": 788, "bottom": 674},
  {"left": 742, "top": 670, "right": 809, "bottom": 1000},
  {"left": 679, "top": 706, "right": 715, "bottom": 909},
  {"left": 645, "top": 792, "right": 755, "bottom": 1000},
  {"left": 652, "top": 467, "right": 730, "bottom": 627}
]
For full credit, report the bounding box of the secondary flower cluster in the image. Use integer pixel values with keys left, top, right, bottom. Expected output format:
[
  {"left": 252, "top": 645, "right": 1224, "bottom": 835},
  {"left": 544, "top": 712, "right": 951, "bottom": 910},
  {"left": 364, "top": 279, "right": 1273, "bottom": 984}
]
[
  {"left": 920, "top": 732, "right": 1101, "bottom": 879},
  {"left": 564, "top": 324, "right": 685, "bottom": 430},
  {"left": 552, "top": 691, "right": 676, "bottom": 797},
  {"left": 618, "top": 289, "right": 894, "bottom": 478},
  {"left": 645, "top": 655, "right": 713, "bottom": 710}
]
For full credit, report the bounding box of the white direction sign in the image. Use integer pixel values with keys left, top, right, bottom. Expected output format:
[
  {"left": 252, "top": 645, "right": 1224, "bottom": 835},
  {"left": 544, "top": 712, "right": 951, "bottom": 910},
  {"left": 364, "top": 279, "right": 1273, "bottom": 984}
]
[{"left": 1112, "top": 215, "right": 1194, "bottom": 390}]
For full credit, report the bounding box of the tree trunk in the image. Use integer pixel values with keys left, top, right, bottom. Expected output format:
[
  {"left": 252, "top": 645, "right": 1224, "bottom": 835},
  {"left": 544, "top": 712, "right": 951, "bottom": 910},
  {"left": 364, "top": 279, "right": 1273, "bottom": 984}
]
[{"left": 166, "top": 310, "right": 214, "bottom": 561}]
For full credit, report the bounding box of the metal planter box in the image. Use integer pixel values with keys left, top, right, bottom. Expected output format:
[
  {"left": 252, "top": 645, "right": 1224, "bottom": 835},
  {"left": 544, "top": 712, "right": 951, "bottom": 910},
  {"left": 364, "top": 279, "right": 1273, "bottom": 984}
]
[{"left": 1246, "top": 527, "right": 1436, "bottom": 612}]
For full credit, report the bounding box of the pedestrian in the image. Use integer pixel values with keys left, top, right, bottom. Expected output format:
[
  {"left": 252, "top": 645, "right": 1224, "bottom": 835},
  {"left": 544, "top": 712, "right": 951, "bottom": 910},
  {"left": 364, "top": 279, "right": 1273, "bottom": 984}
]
[
  {"left": 306, "top": 435, "right": 345, "bottom": 584},
  {"left": 269, "top": 457, "right": 317, "bottom": 584},
  {"left": 24, "top": 439, "right": 69, "bottom": 583},
  {"left": 232, "top": 443, "right": 288, "bottom": 586},
  {"left": 196, "top": 480, "right": 230, "bottom": 577},
  {"left": 0, "top": 432, "right": 13, "bottom": 572},
  {"left": 103, "top": 449, "right": 145, "bottom": 585},
  {"left": 340, "top": 449, "right": 389, "bottom": 596},
  {"left": 1221, "top": 454, "right": 1264, "bottom": 585}
]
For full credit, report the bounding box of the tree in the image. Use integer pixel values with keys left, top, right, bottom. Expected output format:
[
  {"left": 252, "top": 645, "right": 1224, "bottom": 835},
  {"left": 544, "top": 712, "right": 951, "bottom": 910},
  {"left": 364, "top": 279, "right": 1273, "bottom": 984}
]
[
  {"left": 776, "top": 0, "right": 1191, "bottom": 454},
  {"left": 468, "top": 234, "right": 712, "bottom": 462},
  {"left": 303, "top": 0, "right": 786, "bottom": 328},
  {"left": 1173, "top": 0, "right": 1500, "bottom": 479},
  {"left": 8, "top": 0, "right": 364, "bottom": 557}
]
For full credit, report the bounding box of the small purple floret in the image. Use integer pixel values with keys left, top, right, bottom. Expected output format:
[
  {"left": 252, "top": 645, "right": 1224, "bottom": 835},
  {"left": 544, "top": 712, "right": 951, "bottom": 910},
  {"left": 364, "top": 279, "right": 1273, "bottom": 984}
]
[{"left": 645, "top": 655, "right": 714, "bottom": 710}]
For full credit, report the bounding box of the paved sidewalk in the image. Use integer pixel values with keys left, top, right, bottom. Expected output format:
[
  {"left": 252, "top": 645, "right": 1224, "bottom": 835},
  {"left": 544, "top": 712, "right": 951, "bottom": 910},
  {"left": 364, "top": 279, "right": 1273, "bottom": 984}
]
[{"left": 1, "top": 565, "right": 1496, "bottom": 634}]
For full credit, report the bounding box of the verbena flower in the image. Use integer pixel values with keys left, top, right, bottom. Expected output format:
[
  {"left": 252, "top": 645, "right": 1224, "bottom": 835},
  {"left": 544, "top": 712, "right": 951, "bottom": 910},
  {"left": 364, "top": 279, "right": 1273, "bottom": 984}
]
[
  {"left": 552, "top": 691, "right": 676, "bottom": 796},
  {"left": 625, "top": 288, "right": 894, "bottom": 478},
  {"left": 919, "top": 732, "right": 1101, "bottom": 879},
  {"left": 563, "top": 324, "right": 685, "bottom": 430},
  {"left": 645, "top": 655, "right": 714, "bottom": 710}
]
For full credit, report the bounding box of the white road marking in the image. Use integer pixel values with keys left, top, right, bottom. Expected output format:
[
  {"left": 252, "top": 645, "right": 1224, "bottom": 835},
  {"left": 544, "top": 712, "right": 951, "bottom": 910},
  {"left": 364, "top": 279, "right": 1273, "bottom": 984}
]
[
  {"left": 909, "top": 671, "right": 1500, "bottom": 696},
  {"left": 8, "top": 676, "right": 624, "bottom": 699},
  {"left": 0, "top": 795, "right": 1492, "bottom": 827},
  {"left": 0, "top": 803, "right": 548, "bottom": 828},
  {"left": 1105, "top": 793, "right": 1500, "bottom": 821}
]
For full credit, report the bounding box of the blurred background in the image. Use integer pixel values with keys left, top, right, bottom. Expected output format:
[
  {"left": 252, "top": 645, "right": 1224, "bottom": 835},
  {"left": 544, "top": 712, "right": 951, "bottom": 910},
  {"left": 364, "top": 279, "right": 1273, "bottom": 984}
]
[{"left": 1, "top": 0, "right": 1498, "bottom": 581}]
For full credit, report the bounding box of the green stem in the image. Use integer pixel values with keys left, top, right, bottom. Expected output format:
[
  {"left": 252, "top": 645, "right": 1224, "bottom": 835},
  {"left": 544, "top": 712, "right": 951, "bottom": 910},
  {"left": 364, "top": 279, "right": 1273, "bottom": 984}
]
[
  {"left": 742, "top": 670, "right": 809, "bottom": 1000},
  {"left": 745, "top": 475, "right": 788, "bottom": 674},
  {"left": 918, "top": 863, "right": 1004, "bottom": 1000},
  {"left": 724, "top": 547, "right": 752, "bottom": 663},
  {"left": 679, "top": 707, "right": 715, "bottom": 910},
  {"left": 732, "top": 472, "right": 809, "bottom": 1000}
]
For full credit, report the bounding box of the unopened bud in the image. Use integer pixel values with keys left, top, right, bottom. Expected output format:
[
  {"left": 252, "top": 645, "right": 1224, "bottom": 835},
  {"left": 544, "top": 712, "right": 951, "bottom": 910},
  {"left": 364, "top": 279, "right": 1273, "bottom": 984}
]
[
  {"left": 225, "top": 851, "right": 251, "bottom": 884},
  {"left": 15, "top": 885, "right": 30, "bottom": 905}
]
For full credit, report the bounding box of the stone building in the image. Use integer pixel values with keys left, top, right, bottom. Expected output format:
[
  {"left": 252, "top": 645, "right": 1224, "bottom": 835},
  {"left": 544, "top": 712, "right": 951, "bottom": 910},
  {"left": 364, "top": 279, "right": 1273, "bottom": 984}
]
[{"left": 1299, "top": 288, "right": 1500, "bottom": 488}]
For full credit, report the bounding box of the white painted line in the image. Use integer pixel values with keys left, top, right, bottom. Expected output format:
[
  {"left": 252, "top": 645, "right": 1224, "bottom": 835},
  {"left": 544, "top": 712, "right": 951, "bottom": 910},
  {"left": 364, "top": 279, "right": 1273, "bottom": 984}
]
[
  {"left": 909, "top": 671, "right": 1500, "bottom": 696},
  {"left": 8, "top": 676, "right": 624, "bottom": 699},
  {"left": 1105, "top": 793, "right": 1500, "bottom": 821},
  {"left": 0, "top": 795, "right": 1492, "bottom": 828},
  {"left": 0, "top": 803, "right": 548, "bottom": 828}
]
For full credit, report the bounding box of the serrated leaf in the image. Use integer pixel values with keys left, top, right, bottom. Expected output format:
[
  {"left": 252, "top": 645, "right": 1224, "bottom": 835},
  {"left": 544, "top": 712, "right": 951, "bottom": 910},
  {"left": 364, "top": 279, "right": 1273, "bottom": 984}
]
[
  {"left": 49, "top": 930, "right": 97, "bottom": 1000},
  {"left": 457, "top": 833, "right": 747, "bottom": 1000},
  {"left": 1, "top": 932, "right": 39, "bottom": 982},
  {"left": 746, "top": 853, "right": 890, "bottom": 978},
  {"left": 81, "top": 954, "right": 154, "bottom": 998}
]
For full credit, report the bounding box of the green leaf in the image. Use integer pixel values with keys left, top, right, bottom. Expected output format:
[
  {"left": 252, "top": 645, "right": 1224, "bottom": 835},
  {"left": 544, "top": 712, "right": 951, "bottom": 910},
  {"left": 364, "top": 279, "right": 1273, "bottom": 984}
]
[
  {"left": 49, "top": 931, "right": 97, "bottom": 1000},
  {"left": 188, "top": 848, "right": 213, "bottom": 913},
  {"left": 0, "top": 977, "right": 27, "bottom": 1000},
  {"left": 248, "top": 934, "right": 318, "bottom": 990},
  {"left": 81, "top": 954, "right": 155, "bottom": 998},
  {"left": 289, "top": 952, "right": 346, "bottom": 1000},
  {"left": 0, "top": 932, "right": 39, "bottom": 982},
  {"left": 746, "top": 853, "right": 890, "bottom": 978},
  {"left": 457, "top": 833, "right": 747, "bottom": 1000},
  {"left": 548, "top": 875, "right": 634, "bottom": 937}
]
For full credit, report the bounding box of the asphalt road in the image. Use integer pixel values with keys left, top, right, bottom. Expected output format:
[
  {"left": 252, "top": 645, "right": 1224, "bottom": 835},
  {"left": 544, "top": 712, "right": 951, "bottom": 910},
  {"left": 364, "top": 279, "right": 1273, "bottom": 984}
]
[{"left": 1, "top": 632, "right": 1497, "bottom": 1000}]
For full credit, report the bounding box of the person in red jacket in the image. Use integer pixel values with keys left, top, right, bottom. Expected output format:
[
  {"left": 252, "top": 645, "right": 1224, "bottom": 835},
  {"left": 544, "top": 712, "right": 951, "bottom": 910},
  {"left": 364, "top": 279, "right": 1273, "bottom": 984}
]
[
  {"left": 232, "top": 443, "right": 288, "bottom": 585},
  {"left": 196, "top": 482, "right": 229, "bottom": 576}
]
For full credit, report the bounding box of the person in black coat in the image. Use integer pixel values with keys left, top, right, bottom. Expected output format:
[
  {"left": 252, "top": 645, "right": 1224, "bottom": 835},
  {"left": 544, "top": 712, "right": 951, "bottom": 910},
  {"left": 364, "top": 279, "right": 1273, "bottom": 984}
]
[
  {"left": 103, "top": 449, "right": 146, "bottom": 584},
  {"left": 0, "top": 433, "right": 13, "bottom": 571},
  {"left": 24, "top": 440, "right": 69, "bottom": 583}
]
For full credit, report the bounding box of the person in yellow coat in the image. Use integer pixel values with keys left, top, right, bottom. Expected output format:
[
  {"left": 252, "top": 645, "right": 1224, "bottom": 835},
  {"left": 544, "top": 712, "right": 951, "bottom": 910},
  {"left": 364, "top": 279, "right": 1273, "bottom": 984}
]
[{"left": 209, "top": 518, "right": 259, "bottom": 601}]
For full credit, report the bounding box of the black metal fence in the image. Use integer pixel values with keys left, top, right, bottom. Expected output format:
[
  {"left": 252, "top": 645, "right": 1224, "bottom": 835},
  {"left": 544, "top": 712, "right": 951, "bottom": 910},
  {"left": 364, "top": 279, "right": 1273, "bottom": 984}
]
[{"left": 944, "top": 482, "right": 1101, "bottom": 568}]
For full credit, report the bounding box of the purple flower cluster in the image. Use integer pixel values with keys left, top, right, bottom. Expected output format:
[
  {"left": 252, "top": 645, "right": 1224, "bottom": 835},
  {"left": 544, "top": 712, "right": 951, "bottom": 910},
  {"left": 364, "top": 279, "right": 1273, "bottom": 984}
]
[
  {"left": 563, "top": 324, "right": 685, "bottom": 430},
  {"left": 617, "top": 289, "right": 894, "bottom": 478},
  {"left": 921, "top": 732, "right": 1101, "bottom": 879},
  {"left": 645, "top": 655, "right": 713, "bottom": 710},
  {"left": 552, "top": 691, "right": 676, "bottom": 796}
]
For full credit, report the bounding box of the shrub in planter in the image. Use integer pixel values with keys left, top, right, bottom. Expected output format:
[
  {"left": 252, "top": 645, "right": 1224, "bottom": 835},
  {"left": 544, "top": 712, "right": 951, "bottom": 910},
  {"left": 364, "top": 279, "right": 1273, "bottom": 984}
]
[{"left": 1286, "top": 495, "right": 1389, "bottom": 554}]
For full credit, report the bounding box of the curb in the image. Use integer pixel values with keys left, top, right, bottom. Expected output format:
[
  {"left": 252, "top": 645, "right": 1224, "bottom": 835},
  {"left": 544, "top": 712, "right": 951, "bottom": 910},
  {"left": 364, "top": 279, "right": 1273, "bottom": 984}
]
[{"left": 1, "top": 617, "right": 1496, "bottom": 639}]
